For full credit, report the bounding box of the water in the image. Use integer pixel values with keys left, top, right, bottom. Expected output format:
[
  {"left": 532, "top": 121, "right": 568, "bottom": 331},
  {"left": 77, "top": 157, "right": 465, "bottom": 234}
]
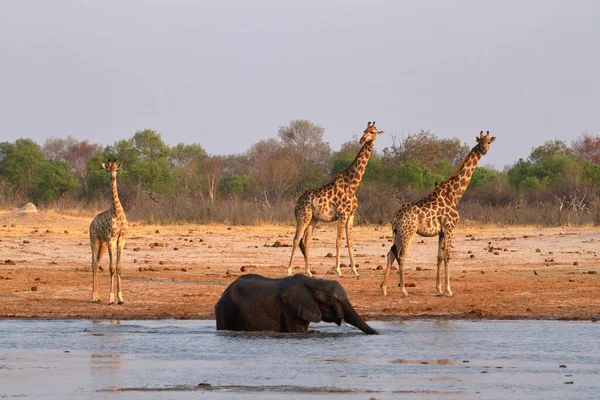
[{"left": 1, "top": 319, "right": 598, "bottom": 399}]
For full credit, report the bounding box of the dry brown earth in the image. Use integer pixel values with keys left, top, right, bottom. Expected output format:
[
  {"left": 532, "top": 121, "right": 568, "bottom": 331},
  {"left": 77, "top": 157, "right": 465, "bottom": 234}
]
[{"left": 1, "top": 210, "right": 599, "bottom": 321}]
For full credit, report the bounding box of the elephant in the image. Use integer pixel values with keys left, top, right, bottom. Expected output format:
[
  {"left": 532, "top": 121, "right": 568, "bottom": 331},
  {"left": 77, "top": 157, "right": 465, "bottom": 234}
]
[{"left": 215, "top": 274, "right": 378, "bottom": 334}]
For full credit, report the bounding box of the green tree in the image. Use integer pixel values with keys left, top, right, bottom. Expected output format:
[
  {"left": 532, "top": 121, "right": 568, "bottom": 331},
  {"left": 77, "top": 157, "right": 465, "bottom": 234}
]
[
  {"left": 108, "top": 130, "right": 173, "bottom": 195},
  {"left": 331, "top": 140, "right": 382, "bottom": 182},
  {"left": 470, "top": 167, "right": 499, "bottom": 188},
  {"left": 170, "top": 143, "right": 207, "bottom": 198},
  {"left": 220, "top": 174, "right": 255, "bottom": 198},
  {"left": 33, "top": 160, "right": 79, "bottom": 202},
  {"left": 0, "top": 138, "right": 46, "bottom": 198},
  {"left": 396, "top": 160, "right": 442, "bottom": 190}
]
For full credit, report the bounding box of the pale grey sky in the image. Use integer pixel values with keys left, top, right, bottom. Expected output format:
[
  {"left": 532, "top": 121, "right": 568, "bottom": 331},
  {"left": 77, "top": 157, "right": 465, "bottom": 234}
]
[{"left": 1, "top": 0, "right": 598, "bottom": 169}]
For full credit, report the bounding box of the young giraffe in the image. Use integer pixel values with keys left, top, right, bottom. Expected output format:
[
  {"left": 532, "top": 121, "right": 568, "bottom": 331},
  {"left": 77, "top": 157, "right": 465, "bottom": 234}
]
[
  {"left": 89, "top": 160, "right": 129, "bottom": 304},
  {"left": 381, "top": 131, "right": 495, "bottom": 296},
  {"left": 287, "top": 121, "right": 384, "bottom": 277}
]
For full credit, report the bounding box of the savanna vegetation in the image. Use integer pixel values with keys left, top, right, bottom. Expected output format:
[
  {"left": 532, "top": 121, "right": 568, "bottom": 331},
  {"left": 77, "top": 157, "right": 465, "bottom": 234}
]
[{"left": 1, "top": 120, "right": 599, "bottom": 226}]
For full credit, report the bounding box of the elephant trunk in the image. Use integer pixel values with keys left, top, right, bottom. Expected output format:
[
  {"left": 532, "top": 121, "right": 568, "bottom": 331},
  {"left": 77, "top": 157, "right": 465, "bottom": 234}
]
[{"left": 342, "top": 301, "right": 378, "bottom": 335}]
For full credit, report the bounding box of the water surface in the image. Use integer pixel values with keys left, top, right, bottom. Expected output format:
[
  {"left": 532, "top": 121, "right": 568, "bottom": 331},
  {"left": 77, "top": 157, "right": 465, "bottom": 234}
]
[{"left": 1, "top": 319, "right": 598, "bottom": 399}]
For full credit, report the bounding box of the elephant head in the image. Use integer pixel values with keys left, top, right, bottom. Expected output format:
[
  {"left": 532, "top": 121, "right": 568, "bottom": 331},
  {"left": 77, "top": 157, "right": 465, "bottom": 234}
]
[{"left": 280, "top": 275, "right": 378, "bottom": 335}]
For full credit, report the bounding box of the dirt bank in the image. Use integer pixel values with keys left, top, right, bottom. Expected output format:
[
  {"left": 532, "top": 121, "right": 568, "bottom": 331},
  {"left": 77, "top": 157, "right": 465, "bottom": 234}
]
[{"left": 1, "top": 210, "right": 599, "bottom": 321}]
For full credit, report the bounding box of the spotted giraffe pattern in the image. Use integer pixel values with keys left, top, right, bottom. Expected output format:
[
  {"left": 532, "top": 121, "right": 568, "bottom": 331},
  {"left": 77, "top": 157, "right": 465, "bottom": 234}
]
[
  {"left": 381, "top": 131, "right": 496, "bottom": 296},
  {"left": 89, "top": 160, "right": 129, "bottom": 304},
  {"left": 287, "top": 121, "right": 384, "bottom": 277}
]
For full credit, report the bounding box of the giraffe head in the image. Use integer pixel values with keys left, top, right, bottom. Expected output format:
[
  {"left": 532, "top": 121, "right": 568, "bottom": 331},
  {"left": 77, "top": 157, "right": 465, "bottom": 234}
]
[
  {"left": 473, "top": 131, "right": 496, "bottom": 155},
  {"left": 101, "top": 159, "right": 121, "bottom": 181},
  {"left": 359, "top": 121, "right": 384, "bottom": 144}
]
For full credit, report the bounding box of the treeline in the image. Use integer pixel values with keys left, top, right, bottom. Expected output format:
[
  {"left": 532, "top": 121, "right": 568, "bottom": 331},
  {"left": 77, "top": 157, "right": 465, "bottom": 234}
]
[{"left": 1, "top": 120, "right": 599, "bottom": 226}]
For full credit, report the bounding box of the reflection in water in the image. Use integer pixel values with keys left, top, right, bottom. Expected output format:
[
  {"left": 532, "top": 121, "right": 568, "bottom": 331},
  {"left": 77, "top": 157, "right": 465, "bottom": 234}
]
[
  {"left": 89, "top": 320, "right": 126, "bottom": 390},
  {"left": 0, "top": 319, "right": 599, "bottom": 400}
]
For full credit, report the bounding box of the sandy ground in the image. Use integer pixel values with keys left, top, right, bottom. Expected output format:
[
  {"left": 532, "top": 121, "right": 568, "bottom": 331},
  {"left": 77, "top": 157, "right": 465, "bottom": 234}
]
[{"left": 0, "top": 210, "right": 599, "bottom": 321}]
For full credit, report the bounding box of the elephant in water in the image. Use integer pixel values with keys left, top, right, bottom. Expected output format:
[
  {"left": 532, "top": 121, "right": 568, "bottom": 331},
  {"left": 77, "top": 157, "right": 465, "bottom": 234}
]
[{"left": 215, "top": 274, "right": 378, "bottom": 334}]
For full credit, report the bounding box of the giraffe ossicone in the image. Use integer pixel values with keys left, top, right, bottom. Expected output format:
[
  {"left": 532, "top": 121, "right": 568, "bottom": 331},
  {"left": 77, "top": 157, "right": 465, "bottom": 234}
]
[
  {"left": 287, "top": 121, "right": 384, "bottom": 278},
  {"left": 89, "top": 159, "right": 129, "bottom": 304},
  {"left": 380, "top": 131, "right": 495, "bottom": 297}
]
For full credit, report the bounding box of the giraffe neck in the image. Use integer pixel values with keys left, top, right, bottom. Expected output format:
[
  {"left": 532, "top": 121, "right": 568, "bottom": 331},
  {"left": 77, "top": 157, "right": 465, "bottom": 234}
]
[
  {"left": 443, "top": 146, "right": 483, "bottom": 204},
  {"left": 110, "top": 176, "right": 125, "bottom": 218},
  {"left": 342, "top": 140, "right": 375, "bottom": 193}
]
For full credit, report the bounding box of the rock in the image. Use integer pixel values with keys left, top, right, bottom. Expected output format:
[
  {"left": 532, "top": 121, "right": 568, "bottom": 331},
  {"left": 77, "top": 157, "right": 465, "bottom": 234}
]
[
  {"left": 535, "top": 248, "right": 541, "bottom": 253},
  {"left": 138, "top": 267, "right": 145, "bottom": 272},
  {"left": 5, "top": 260, "right": 15, "bottom": 265},
  {"left": 240, "top": 266, "right": 248, "bottom": 272},
  {"left": 31, "top": 286, "right": 38, "bottom": 291},
  {"left": 573, "top": 261, "right": 579, "bottom": 266},
  {"left": 133, "top": 247, "right": 141, "bottom": 252},
  {"left": 325, "top": 253, "right": 333, "bottom": 258},
  {"left": 416, "top": 266, "right": 422, "bottom": 271},
  {"left": 173, "top": 247, "right": 179, "bottom": 251},
  {"left": 470, "top": 254, "right": 475, "bottom": 258},
  {"left": 133, "top": 259, "right": 138, "bottom": 263},
  {"left": 376, "top": 265, "right": 384, "bottom": 270},
  {"left": 155, "top": 230, "right": 160, "bottom": 234},
  {"left": 198, "top": 382, "right": 211, "bottom": 388},
  {"left": 19, "top": 203, "right": 38, "bottom": 213},
  {"left": 181, "top": 268, "right": 187, "bottom": 272},
  {"left": 159, "top": 261, "right": 165, "bottom": 265}
]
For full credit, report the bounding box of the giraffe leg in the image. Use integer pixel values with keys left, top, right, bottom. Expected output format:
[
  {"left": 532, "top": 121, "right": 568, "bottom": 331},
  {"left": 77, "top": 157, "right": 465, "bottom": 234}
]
[
  {"left": 90, "top": 238, "right": 102, "bottom": 302},
  {"left": 346, "top": 214, "right": 358, "bottom": 276},
  {"left": 380, "top": 246, "right": 396, "bottom": 296},
  {"left": 300, "top": 219, "right": 317, "bottom": 277},
  {"left": 116, "top": 236, "right": 125, "bottom": 304},
  {"left": 108, "top": 239, "right": 117, "bottom": 305},
  {"left": 443, "top": 230, "right": 454, "bottom": 296},
  {"left": 97, "top": 242, "right": 107, "bottom": 273},
  {"left": 396, "top": 235, "right": 413, "bottom": 297},
  {"left": 335, "top": 216, "right": 348, "bottom": 277},
  {"left": 287, "top": 219, "right": 312, "bottom": 277},
  {"left": 436, "top": 233, "right": 445, "bottom": 295}
]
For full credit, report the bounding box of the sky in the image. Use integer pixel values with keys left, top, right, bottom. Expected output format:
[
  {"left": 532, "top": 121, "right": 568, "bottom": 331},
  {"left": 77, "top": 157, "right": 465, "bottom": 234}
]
[{"left": 1, "top": 0, "right": 599, "bottom": 170}]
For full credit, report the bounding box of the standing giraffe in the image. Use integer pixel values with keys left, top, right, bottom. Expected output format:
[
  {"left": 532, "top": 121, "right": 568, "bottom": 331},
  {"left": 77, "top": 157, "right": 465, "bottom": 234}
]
[
  {"left": 89, "top": 159, "right": 129, "bottom": 304},
  {"left": 287, "top": 121, "right": 384, "bottom": 277},
  {"left": 381, "top": 131, "right": 495, "bottom": 296}
]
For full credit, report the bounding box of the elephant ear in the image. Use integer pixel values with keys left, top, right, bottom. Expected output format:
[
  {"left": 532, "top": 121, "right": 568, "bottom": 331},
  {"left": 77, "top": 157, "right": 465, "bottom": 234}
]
[{"left": 281, "top": 285, "right": 322, "bottom": 323}]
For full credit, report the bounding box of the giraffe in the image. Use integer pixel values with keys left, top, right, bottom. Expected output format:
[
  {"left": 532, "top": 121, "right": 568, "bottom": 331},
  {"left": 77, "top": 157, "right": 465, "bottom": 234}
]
[
  {"left": 380, "top": 131, "right": 495, "bottom": 297},
  {"left": 89, "top": 159, "right": 129, "bottom": 304},
  {"left": 287, "top": 121, "right": 384, "bottom": 278}
]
